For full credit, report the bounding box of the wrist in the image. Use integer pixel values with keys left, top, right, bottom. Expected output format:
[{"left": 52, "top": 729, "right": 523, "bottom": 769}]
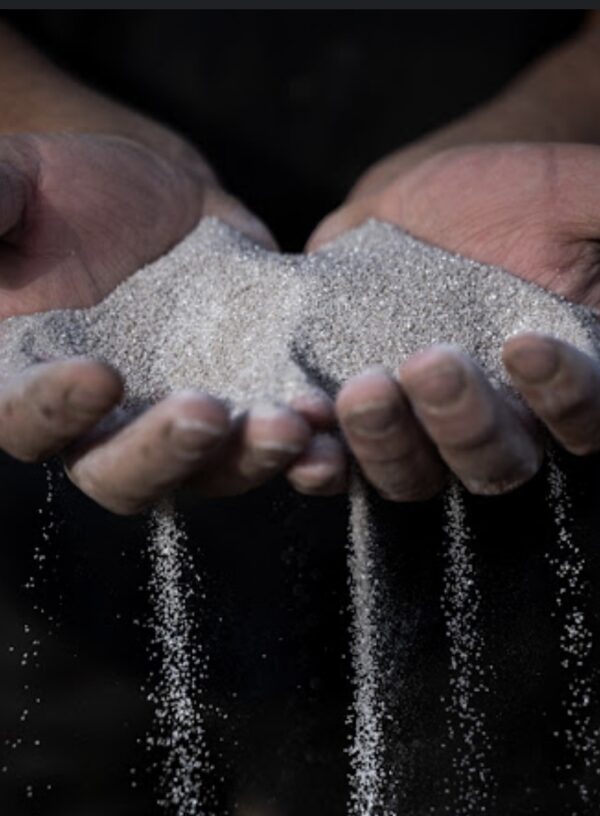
[
  {"left": 0, "top": 86, "right": 217, "bottom": 184},
  {"left": 0, "top": 22, "right": 217, "bottom": 184},
  {"left": 350, "top": 20, "right": 600, "bottom": 201},
  {"left": 495, "top": 27, "right": 600, "bottom": 145}
]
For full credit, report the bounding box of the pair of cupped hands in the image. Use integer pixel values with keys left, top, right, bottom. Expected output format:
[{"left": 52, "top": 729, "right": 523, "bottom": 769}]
[{"left": 2, "top": 131, "right": 600, "bottom": 515}]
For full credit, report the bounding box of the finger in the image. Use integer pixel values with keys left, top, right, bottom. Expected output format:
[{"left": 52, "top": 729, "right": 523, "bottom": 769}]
[
  {"left": 305, "top": 194, "right": 380, "bottom": 252},
  {"left": 289, "top": 390, "right": 336, "bottom": 430},
  {"left": 336, "top": 368, "right": 447, "bottom": 502},
  {"left": 191, "top": 403, "right": 311, "bottom": 497},
  {"left": 287, "top": 433, "right": 348, "bottom": 496},
  {"left": 66, "top": 390, "right": 230, "bottom": 515},
  {"left": 400, "top": 345, "right": 542, "bottom": 495},
  {"left": 0, "top": 358, "right": 123, "bottom": 462},
  {"left": 203, "top": 184, "right": 279, "bottom": 251},
  {"left": 503, "top": 332, "right": 600, "bottom": 455}
]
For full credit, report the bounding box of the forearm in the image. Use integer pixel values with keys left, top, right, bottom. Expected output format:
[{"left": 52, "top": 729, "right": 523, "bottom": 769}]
[
  {"left": 0, "top": 21, "right": 217, "bottom": 180},
  {"left": 351, "top": 13, "right": 600, "bottom": 198}
]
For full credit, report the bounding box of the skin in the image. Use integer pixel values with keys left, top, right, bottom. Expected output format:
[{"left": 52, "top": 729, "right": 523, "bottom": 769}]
[
  {"left": 3, "top": 18, "right": 600, "bottom": 512},
  {"left": 307, "top": 14, "right": 600, "bottom": 501},
  {"left": 0, "top": 24, "right": 342, "bottom": 515}
]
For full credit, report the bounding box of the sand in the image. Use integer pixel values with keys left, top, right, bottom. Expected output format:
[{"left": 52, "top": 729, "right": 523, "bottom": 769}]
[
  {"left": 2, "top": 216, "right": 600, "bottom": 815},
  {"left": 1, "top": 217, "right": 597, "bottom": 408}
]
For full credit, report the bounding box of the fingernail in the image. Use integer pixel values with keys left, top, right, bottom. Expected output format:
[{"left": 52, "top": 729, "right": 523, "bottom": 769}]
[
  {"left": 175, "top": 417, "right": 226, "bottom": 436},
  {"left": 250, "top": 403, "right": 286, "bottom": 420},
  {"left": 253, "top": 440, "right": 304, "bottom": 456},
  {"left": 409, "top": 363, "right": 466, "bottom": 407},
  {"left": 294, "top": 463, "right": 338, "bottom": 489},
  {"left": 290, "top": 391, "right": 332, "bottom": 414},
  {"left": 171, "top": 417, "right": 226, "bottom": 452},
  {"left": 248, "top": 441, "right": 304, "bottom": 471},
  {"left": 69, "top": 387, "right": 112, "bottom": 412},
  {"left": 345, "top": 401, "right": 396, "bottom": 435},
  {"left": 504, "top": 341, "right": 559, "bottom": 383}
]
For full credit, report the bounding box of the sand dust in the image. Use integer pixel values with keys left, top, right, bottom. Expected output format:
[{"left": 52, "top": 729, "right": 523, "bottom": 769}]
[{"left": 2, "top": 217, "right": 600, "bottom": 814}]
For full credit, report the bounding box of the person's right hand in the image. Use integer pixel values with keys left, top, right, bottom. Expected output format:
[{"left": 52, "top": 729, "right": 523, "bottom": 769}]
[
  {"left": 307, "top": 143, "right": 600, "bottom": 502},
  {"left": 0, "top": 133, "right": 345, "bottom": 514},
  {"left": 303, "top": 15, "right": 600, "bottom": 503}
]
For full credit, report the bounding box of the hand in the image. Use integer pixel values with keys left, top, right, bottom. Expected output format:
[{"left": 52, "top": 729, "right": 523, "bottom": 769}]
[
  {"left": 307, "top": 142, "right": 600, "bottom": 500},
  {"left": 0, "top": 133, "right": 345, "bottom": 513}
]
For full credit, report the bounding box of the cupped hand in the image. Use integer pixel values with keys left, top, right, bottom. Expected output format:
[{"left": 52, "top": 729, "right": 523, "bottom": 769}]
[
  {"left": 307, "top": 143, "right": 600, "bottom": 500},
  {"left": 0, "top": 133, "right": 343, "bottom": 513}
]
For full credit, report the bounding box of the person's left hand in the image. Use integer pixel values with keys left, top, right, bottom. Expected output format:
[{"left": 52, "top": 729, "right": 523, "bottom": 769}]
[
  {"left": 0, "top": 133, "right": 345, "bottom": 513},
  {"left": 303, "top": 143, "right": 600, "bottom": 501}
]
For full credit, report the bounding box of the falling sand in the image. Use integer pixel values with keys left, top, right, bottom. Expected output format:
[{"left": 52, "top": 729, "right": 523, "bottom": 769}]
[{"left": 1, "top": 217, "right": 600, "bottom": 814}]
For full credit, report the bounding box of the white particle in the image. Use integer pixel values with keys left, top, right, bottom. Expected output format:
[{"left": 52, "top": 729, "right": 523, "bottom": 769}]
[{"left": 3, "top": 216, "right": 600, "bottom": 812}]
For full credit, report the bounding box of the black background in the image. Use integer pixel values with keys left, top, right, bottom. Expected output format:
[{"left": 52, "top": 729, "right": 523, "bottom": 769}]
[
  {"left": 3, "top": 10, "right": 585, "bottom": 249},
  {"left": 0, "top": 11, "right": 597, "bottom": 816}
]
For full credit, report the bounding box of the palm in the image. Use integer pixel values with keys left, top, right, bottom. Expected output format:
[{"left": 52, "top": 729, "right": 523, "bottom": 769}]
[
  {"left": 305, "top": 141, "right": 600, "bottom": 504},
  {"left": 0, "top": 133, "right": 205, "bottom": 319},
  {"left": 0, "top": 132, "right": 336, "bottom": 513},
  {"left": 372, "top": 143, "right": 600, "bottom": 309}
]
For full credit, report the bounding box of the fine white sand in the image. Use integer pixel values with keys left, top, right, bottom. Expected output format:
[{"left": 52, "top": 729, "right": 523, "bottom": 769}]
[{"left": 3, "top": 217, "right": 600, "bottom": 815}]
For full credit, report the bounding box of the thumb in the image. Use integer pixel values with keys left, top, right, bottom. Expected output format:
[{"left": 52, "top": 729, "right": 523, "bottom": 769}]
[
  {"left": 202, "top": 185, "right": 278, "bottom": 251},
  {"left": 305, "top": 194, "right": 380, "bottom": 253}
]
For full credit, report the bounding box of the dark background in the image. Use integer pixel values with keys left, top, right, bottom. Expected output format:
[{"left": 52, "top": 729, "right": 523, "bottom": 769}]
[
  {"left": 0, "top": 10, "right": 595, "bottom": 816},
  {"left": 2, "top": 10, "right": 585, "bottom": 249}
]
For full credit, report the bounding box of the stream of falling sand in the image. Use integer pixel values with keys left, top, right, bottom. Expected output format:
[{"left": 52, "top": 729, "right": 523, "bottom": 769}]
[
  {"left": 546, "top": 452, "right": 600, "bottom": 808},
  {"left": 441, "top": 482, "right": 493, "bottom": 814},
  {"left": 140, "top": 454, "right": 600, "bottom": 816},
  {"left": 146, "top": 505, "right": 215, "bottom": 816},
  {"left": 347, "top": 475, "right": 494, "bottom": 816},
  {"left": 348, "top": 475, "right": 388, "bottom": 816},
  {"left": 345, "top": 462, "right": 600, "bottom": 816},
  {"left": 4, "top": 217, "right": 600, "bottom": 813}
]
